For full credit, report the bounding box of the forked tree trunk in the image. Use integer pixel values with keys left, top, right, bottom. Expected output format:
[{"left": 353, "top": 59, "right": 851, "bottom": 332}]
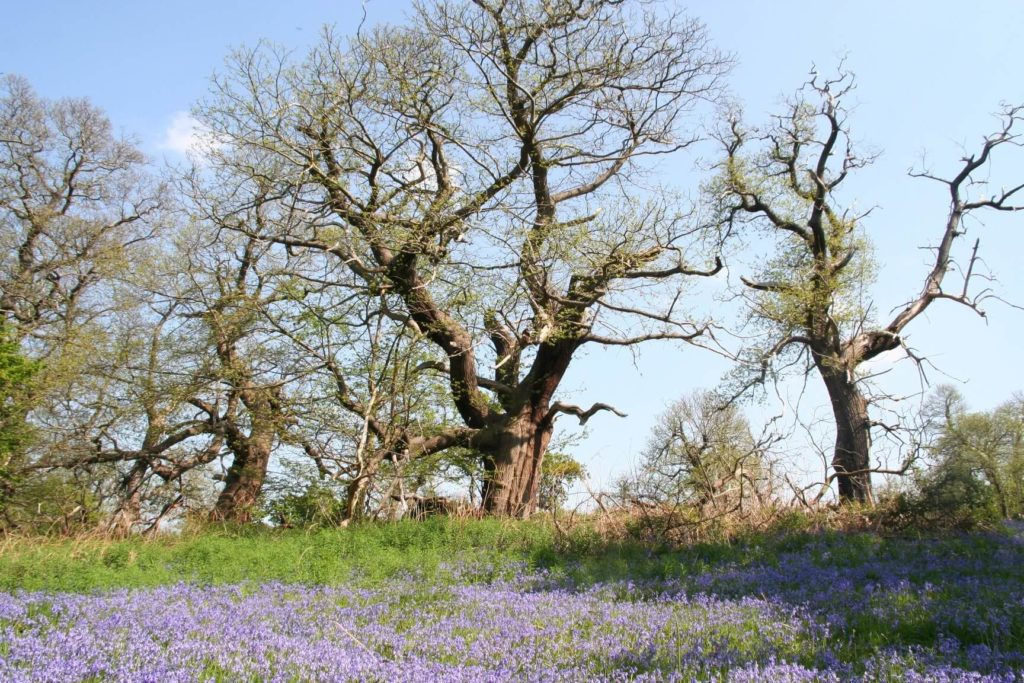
[
  {"left": 818, "top": 365, "right": 873, "bottom": 503},
  {"left": 211, "top": 432, "right": 272, "bottom": 523},
  {"left": 480, "top": 411, "right": 553, "bottom": 518}
]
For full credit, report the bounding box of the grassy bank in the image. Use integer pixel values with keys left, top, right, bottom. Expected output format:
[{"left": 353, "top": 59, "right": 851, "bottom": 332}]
[
  {"left": 0, "top": 517, "right": 555, "bottom": 592},
  {"left": 0, "top": 515, "right": 1016, "bottom": 593}
]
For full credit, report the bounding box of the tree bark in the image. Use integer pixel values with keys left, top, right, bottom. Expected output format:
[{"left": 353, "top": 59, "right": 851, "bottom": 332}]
[
  {"left": 818, "top": 365, "right": 873, "bottom": 503},
  {"left": 107, "top": 460, "right": 147, "bottom": 536},
  {"left": 211, "top": 428, "right": 273, "bottom": 523},
  {"left": 343, "top": 459, "right": 382, "bottom": 522},
  {"left": 477, "top": 338, "right": 575, "bottom": 517},
  {"left": 480, "top": 411, "right": 553, "bottom": 518}
]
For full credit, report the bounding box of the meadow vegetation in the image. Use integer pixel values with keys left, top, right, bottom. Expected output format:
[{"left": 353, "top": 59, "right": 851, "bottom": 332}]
[{"left": 1, "top": 515, "right": 1022, "bottom": 680}]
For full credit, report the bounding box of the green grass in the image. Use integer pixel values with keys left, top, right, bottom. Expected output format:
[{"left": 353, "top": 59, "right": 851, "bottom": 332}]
[
  {"left": 0, "top": 518, "right": 559, "bottom": 592},
  {"left": 0, "top": 515, "right": 760, "bottom": 592},
  {"left": 0, "top": 516, "right": 1016, "bottom": 594}
]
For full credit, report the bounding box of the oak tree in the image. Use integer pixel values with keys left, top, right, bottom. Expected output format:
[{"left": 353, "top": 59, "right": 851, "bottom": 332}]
[
  {"left": 0, "top": 75, "right": 165, "bottom": 526},
  {"left": 713, "top": 70, "right": 1023, "bottom": 503},
  {"left": 198, "top": 0, "right": 730, "bottom": 516}
]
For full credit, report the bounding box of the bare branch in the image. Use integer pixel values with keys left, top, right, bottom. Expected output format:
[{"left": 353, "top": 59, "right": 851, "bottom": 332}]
[{"left": 547, "top": 401, "right": 627, "bottom": 426}]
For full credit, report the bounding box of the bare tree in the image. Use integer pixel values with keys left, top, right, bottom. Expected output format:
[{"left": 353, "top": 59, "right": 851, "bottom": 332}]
[
  {"left": 713, "top": 68, "right": 1023, "bottom": 503},
  {"left": 0, "top": 75, "right": 165, "bottom": 525},
  {"left": 0, "top": 74, "right": 161, "bottom": 346},
  {"left": 197, "top": 0, "right": 730, "bottom": 516}
]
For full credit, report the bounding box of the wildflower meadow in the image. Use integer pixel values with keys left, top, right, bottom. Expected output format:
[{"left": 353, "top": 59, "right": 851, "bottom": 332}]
[{"left": 1, "top": 524, "right": 1021, "bottom": 681}]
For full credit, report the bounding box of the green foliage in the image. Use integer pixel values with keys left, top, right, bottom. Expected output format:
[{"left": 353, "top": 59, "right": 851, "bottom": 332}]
[
  {"left": 624, "top": 390, "right": 772, "bottom": 516},
  {"left": 0, "top": 322, "right": 41, "bottom": 511},
  {"left": 0, "top": 470, "right": 101, "bottom": 535},
  {"left": 755, "top": 222, "right": 875, "bottom": 335},
  {"left": 899, "top": 387, "right": 1024, "bottom": 527},
  {"left": 908, "top": 459, "right": 1002, "bottom": 528},
  {"left": 705, "top": 75, "right": 887, "bottom": 423},
  {"left": 265, "top": 482, "right": 348, "bottom": 528},
  {"left": 538, "top": 452, "right": 586, "bottom": 512},
  {"left": 0, "top": 323, "right": 39, "bottom": 449},
  {"left": 261, "top": 459, "right": 349, "bottom": 527},
  {"left": 715, "top": 138, "right": 877, "bottom": 340}
]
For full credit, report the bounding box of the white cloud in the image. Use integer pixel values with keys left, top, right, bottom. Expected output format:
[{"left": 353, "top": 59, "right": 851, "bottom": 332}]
[{"left": 159, "top": 111, "right": 218, "bottom": 159}]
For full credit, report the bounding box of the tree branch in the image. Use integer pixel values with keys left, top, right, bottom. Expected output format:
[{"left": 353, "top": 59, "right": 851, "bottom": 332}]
[{"left": 546, "top": 401, "right": 627, "bottom": 426}]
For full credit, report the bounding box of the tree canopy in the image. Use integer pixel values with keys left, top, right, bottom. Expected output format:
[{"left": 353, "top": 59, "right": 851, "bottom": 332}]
[{"left": 0, "top": 2, "right": 1021, "bottom": 530}]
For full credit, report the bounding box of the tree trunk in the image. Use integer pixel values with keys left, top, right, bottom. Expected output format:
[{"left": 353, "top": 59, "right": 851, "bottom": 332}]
[
  {"left": 980, "top": 465, "right": 1009, "bottom": 519},
  {"left": 107, "top": 460, "right": 147, "bottom": 536},
  {"left": 818, "top": 366, "right": 873, "bottom": 504},
  {"left": 344, "top": 461, "right": 380, "bottom": 523},
  {"left": 211, "top": 433, "right": 272, "bottom": 523},
  {"left": 480, "top": 412, "right": 553, "bottom": 518}
]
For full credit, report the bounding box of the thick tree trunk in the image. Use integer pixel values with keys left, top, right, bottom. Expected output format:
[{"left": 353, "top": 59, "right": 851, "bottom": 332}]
[
  {"left": 344, "top": 461, "right": 380, "bottom": 523},
  {"left": 818, "top": 366, "right": 873, "bottom": 504},
  {"left": 480, "top": 412, "right": 553, "bottom": 518},
  {"left": 211, "top": 434, "right": 272, "bottom": 523},
  {"left": 108, "top": 460, "right": 147, "bottom": 536}
]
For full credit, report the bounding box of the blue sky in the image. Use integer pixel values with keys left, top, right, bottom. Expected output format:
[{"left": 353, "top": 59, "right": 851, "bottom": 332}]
[{"left": 4, "top": 1, "right": 1023, "bottom": 492}]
